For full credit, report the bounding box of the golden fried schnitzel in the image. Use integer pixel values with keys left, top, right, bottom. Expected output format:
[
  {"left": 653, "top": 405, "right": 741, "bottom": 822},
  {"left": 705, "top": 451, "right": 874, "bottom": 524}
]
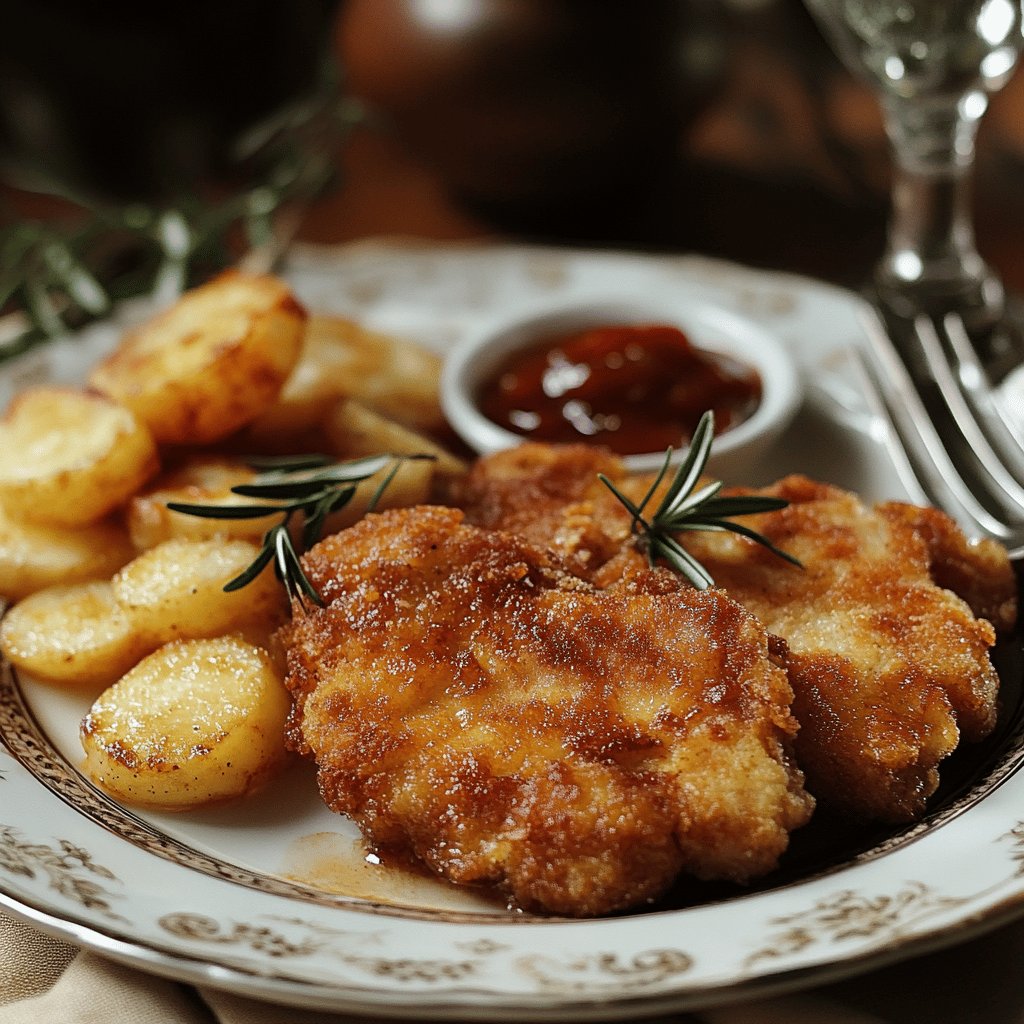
[
  {"left": 282, "top": 505, "right": 813, "bottom": 916},
  {"left": 454, "top": 444, "right": 1017, "bottom": 822},
  {"left": 681, "top": 475, "right": 1014, "bottom": 821}
]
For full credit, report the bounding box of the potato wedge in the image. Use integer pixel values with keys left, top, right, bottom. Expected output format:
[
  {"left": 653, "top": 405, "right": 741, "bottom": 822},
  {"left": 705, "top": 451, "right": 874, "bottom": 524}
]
[
  {"left": 127, "top": 457, "right": 279, "bottom": 551},
  {"left": 89, "top": 271, "right": 306, "bottom": 444},
  {"left": 0, "top": 387, "right": 158, "bottom": 525},
  {"left": 323, "top": 398, "right": 468, "bottom": 483},
  {"left": 310, "top": 457, "right": 436, "bottom": 540},
  {"left": 242, "top": 314, "right": 444, "bottom": 449},
  {"left": 0, "top": 506, "right": 136, "bottom": 601},
  {"left": 80, "top": 636, "right": 291, "bottom": 809},
  {"left": 111, "top": 537, "right": 286, "bottom": 644},
  {"left": 0, "top": 581, "right": 150, "bottom": 688}
]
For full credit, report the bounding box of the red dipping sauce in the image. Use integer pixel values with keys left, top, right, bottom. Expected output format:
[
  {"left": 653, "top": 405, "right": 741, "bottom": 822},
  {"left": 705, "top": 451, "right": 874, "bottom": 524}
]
[{"left": 477, "top": 323, "right": 762, "bottom": 455}]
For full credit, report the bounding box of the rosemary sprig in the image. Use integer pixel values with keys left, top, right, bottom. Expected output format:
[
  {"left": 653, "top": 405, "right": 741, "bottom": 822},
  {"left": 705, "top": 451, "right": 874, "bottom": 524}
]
[
  {"left": 167, "top": 452, "right": 434, "bottom": 608},
  {"left": 0, "top": 87, "right": 362, "bottom": 362},
  {"left": 598, "top": 411, "right": 802, "bottom": 589}
]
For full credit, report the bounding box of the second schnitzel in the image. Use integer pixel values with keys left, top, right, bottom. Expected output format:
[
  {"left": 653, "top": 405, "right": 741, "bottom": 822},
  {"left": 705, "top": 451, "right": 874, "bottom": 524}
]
[{"left": 454, "top": 444, "right": 1016, "bottom": 822}]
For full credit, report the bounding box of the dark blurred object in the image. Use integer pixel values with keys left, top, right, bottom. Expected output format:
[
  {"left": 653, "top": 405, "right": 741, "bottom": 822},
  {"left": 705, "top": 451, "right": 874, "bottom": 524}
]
[
  {"left": 0, "top": 0, "right": 362, "bottom": 359},
  {"left": 337, "top": 0, "right": 726, "bottom": 236},
  {"left": 0, "top": 0, "right": 340, "bottom": 203}
]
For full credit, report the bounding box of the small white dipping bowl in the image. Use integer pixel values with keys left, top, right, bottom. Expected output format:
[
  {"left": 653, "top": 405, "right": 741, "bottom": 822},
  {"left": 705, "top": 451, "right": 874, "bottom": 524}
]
[{"left": 441, "top": 297, "right": 802, "bottom": 482}]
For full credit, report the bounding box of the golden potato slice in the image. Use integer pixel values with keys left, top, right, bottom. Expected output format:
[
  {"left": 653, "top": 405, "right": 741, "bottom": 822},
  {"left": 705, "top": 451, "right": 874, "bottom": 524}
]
[
  {"left": 111, "top": 537, "right": 287, "bottom": 644},
  {"left": 127, "top": 457, "right": 279, "bottom": 551},
  {"left": 0, "top": 506, "right": 136, "bottom": 601},
  {"left": 88, "top": 271, "right": 306, "bottom": 445},
  {"left": 323, "top": 398, "right": 468, "bottom": 483},
  {"left": 0, "top": 387, "right": 158, "bottom": 526},
  {"left": 80, "top": 636, "right": 291, "bottom": 809},
  {"left": 242, "top": 314, "right": 444, "bottom": 449},
  {"left": 0, "top": 581, "right": 149, "bottom": 688},
  {"left": 311, "top": 457, "right": 436, "bottom": 540}
]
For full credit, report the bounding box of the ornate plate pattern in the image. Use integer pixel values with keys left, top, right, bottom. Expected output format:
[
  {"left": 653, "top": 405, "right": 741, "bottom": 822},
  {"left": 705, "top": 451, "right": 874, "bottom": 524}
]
[{"left": 1, "top": 240, "right": 1022, "bottom": 1019}]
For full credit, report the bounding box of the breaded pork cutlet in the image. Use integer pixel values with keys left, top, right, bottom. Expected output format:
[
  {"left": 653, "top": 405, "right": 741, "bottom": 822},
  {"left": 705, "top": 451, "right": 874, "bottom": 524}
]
[
  {"left": 282, "top": 506, "right": 813, "bottom": 916},
  {"left": 681, "top": 476, "right": 1015, "bottom": 820},
  {"left": 454, "top": 444, "right": 1017, "bottom": 822}
]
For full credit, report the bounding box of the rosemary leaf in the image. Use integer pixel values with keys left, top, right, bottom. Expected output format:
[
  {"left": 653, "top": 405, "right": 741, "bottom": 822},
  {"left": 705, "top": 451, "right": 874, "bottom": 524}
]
[
  {"left": 166, "top": 501, "right": 280, "bottom": 520},
  {"left": 244, "top": 453, "right": 335, "bottom": 473},
  {"left": 274, "top": 526, "right": 323, "bottom": 608},
  {"left": 649, "top": 533, "right": 716, "bottom": 590},
  {"left": 659, "top": 479, "right": 724, "bottom": 522},
  {"left": 697, "top": 495, "right": 791, "bottom": 518},
  {"left": 231, "top": 477, "right": 341, "bottom": 500},
  {"left": 631, "top": 454, "right": 673, "bottom": 528},
  {"left": 293, "top": 452, "right": 435, "bottom": 484},
  {"left": 597, "top": 473, "right": 644, "bottom": 522},
  {"left": 654, "top": 413, "right": 715, "bottom": 517},
  {"left": 366, "top": 460, "right": 403, "bottom": 513},
  {"left": 680, "top": 517, "right": 804, "bottom": 567},
  {"left": 291, "top": 454, "right": 395, "bottom": 481},
  {"left": 223, "top": 538, "right": 277, "bottom": 592}
]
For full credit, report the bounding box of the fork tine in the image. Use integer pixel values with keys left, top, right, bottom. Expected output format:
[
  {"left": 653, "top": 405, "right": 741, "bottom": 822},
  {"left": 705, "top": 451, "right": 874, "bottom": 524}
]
[
  {"left": 856, "top": 310, "right": 1024, "bottom": 557},
  {"left": 908, "top": 314, "right": 1024, "bottom": 517},
  {"left": 940, "top": 312, "right": 1024, "bottom": 464}
]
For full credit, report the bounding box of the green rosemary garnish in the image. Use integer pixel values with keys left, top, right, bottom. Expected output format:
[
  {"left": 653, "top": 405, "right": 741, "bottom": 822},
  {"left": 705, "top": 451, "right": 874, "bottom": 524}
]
[
  {"left": 598, "top": 411, "right": 802, "bottom": 589},
  {"left": 167, "top": 452, "right": 434, "bottom": 608}
]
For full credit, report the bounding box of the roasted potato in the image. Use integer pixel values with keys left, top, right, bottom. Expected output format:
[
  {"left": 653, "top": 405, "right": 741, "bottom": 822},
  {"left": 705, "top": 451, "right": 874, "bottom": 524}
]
[
  {"left": 0, "top": 581, "right": 151, "bottom": 688},
  {"left": 88, "top": 271, "right": 306, "bottom": 445},
  {"left": 127, "top": 457, "right": 279, "bottom": 551},
  {"left": 242, "top": 314, "right": 444, "bottom": 449},
  {"left": 0, "top": 275, "right": 465, "bottom": 812},
  {"left": 111, "top": 537, "right": 287, "bottom": 644},
  {"left": 323, "top": 398, "right": 467, "bottom": 483},
  {"left": 307, "top": 457, "right": 436, "bottom": 540},
  {"left": 1, "top": 536, "right": 286, "bottom": 688},
  {"left": 0, "top": 387, "right": 158, "bottom": 526},
  {"left": 80, "top": 636, "right": 291, "bottom": 809},
  {"left": 0, "top": 506, "right": 136, "bottom": 601}
]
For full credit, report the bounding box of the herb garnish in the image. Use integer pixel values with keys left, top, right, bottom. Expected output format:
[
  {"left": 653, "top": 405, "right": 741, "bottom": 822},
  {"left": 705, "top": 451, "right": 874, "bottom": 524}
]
[
  {"left": 598, "top": 411, "right": 802, "bottom": 589},
  {"left": 167, "top": 452, "right": 434, "bottom": 608}
]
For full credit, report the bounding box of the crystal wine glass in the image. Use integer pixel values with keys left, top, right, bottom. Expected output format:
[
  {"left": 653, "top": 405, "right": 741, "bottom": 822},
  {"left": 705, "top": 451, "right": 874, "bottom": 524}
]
[{"left": 803, "top": 0, "right": 1024, "bottom": 371}]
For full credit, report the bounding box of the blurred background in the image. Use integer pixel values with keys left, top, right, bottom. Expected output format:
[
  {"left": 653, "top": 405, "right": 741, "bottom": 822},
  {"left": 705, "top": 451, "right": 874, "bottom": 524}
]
[{"left": 2, "top": 0, "right": 1023, "bottom": 350}]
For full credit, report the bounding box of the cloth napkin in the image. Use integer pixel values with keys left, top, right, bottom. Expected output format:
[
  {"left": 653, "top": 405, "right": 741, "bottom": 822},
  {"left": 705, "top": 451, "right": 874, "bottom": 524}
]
[{"left": 5, "top": 906, "right": 1024, "bottom": 1024}]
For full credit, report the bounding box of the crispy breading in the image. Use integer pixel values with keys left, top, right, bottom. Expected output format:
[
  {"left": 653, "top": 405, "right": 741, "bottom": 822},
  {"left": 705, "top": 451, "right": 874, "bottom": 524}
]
[
  {"left": 456, "top": 444, "right": 1016, "bottom": 822},
  {"left": 282, "top": 505, "right": 812, "bottom": 916},
  {"left": 451, "top": 443, "right": 632, "bottom": 576},
  {"left": 681, "top": 476, "right": 1013, "bottom": 821}
]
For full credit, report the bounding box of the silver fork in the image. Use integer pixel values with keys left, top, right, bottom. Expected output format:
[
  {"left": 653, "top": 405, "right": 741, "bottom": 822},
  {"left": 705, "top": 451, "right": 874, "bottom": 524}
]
[{"left": 855, "top": 306, "right": 1024, "bottom": 558}]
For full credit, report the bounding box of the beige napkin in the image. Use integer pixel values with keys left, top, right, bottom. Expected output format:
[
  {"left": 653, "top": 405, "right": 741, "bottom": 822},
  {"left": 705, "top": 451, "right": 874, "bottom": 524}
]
[{"left": 6, "top": 905, "right": 1024, "bottom": 1024}]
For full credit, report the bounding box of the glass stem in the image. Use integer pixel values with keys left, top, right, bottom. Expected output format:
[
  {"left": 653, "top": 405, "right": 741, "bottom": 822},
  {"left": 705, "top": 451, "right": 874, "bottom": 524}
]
[{"left": 876, "top": 91, "right": 1003, "bottom": 325}]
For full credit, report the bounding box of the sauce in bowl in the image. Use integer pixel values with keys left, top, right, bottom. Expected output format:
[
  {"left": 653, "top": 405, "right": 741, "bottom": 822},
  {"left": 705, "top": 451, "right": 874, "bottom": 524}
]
[{"left": 476, "top": 323, "right": 762, "bottom": 455}]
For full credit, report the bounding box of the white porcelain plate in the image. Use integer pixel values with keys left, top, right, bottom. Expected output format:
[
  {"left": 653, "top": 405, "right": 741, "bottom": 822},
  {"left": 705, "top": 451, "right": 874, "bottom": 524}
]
[{"left": 2, "top": 240, "right": 1023, "bottom": 1019}]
